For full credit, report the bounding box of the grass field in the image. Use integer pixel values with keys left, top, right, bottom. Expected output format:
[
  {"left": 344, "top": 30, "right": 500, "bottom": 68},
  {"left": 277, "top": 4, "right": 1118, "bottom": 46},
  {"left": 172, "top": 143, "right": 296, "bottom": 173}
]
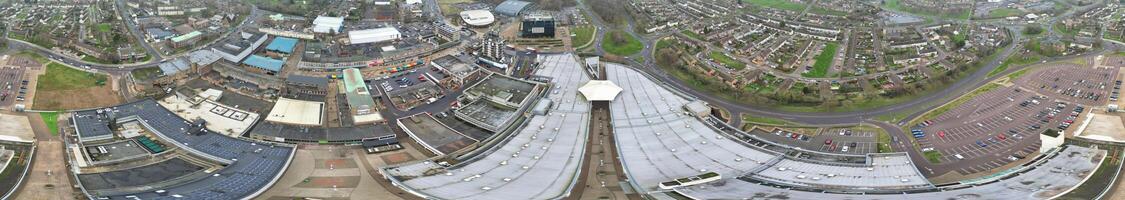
[
  {"left": 40, "top": 112, "right": 59, "bottom": 135},
  {"left": 709, "top": 51, "right": 746, "bottom": 70},
  {"left": 38, "top": 62, "right": 107, "bottom": 91},
  {"left": 988, "top": 53, "right": 1042, "bottom": 77},
  {"left": 438, "top": 0, "right": 471, "bottom": 16},
  {"left": 602, "top": 31, "right": 644, "bottom": 56},
  {"left": 14, "top": 51, "right": 49, "bottom": 63},
  {"left": 742, "top": 0, "right": 806, "bottom": 12},
  {"left": 988, "top": 8, "right": 1022, "bottom": 18},
  {"left": 95, "top": 23, "right": 112, "bottom": 33},
  {"left": 802, "top": 42, "right": 838, "bottom": 78},
  {"left": 131, "top": 67, "right": 164, "bottom": 81},
  {"left": 882, "top": 0, "right": 971, "bottom": 20},
  {"left": 1007, "top": 67, "right": 1030, "bottom": 80},
  {"left": 923, "top": 150, "right": 943, "bottom": 163},
  {"left": 876, "top": 130, "right": 892, "bottom": 153},
  {"left": 741, "top": 114, "right": 799, "bottom": 126},
  {"left": 571, "top": 26, "right": 596, "bottom": 49},
  {"left": 681, "top": 29, "right": 704, "bottom": 41}
]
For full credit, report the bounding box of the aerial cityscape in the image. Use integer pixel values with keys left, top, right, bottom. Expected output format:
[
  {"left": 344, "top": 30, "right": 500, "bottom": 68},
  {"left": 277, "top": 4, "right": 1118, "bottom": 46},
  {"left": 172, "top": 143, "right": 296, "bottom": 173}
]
[{"left": 0, "top": 0, "right": 1123, "bottom": 199}]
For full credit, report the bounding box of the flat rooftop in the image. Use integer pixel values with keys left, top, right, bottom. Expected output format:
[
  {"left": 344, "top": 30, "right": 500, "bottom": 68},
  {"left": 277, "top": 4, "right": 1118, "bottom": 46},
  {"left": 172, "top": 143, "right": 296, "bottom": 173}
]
[
  {"left": 398, "top": 114, "right": 477, "bottom": 155},
  {"left": 264, "top": 97, "right": 324, "bottom": 126},
  {"left": 158, "top": 95, "right": 260, "bottom": 137},
  {"left": 386, "top": 53, "right": 590, "bottom": 199},
  {"left": 85, "top": 140, "right": 150, "bottom": 163}
]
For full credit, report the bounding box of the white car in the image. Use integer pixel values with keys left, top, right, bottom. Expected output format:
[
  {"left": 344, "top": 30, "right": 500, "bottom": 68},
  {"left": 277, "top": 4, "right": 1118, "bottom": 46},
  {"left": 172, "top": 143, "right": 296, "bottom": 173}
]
[{"left": 841, "top": 146, "right": 849, "bottom": 152}]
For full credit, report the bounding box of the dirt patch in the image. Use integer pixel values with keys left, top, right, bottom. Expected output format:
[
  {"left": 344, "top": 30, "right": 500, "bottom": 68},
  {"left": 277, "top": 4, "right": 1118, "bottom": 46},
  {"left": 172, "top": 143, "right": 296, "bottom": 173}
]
[
  {"left": 380, "top": 152, "right": 415, "bottom": 165},
  {"left": 315, "top": 158, "right": 358, "bottom": 169},
  {"left": 32, "top": 86, "right": 123, "bottom": 110},
  {"left": 1078, "top": 113, "right": 1125, "bottom": 142}
]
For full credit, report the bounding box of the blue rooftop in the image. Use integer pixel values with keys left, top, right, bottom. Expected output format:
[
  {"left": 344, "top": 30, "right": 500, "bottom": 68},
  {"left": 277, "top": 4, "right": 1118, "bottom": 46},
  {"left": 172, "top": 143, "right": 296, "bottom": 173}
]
[
  {"left": 243, "top": 55, "right": 285, "bottom": 72},
  {"left": 265, "top": 37, "right": 298, "bottom": 54}
]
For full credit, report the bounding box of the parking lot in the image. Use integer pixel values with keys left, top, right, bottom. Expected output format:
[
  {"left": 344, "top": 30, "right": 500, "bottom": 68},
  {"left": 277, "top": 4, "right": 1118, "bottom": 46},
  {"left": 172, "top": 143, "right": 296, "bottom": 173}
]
[
  {"left": 914, "top": 64, "right": 1114, "bottom": 175},
  {"left": 1015, "top": 64, "right": 1118, "bottom": 106},
  {"left": 751, "top": 127, "right": 879, "bottom": 155},
  {"left": 0, "top": 65, "right": 29, "bottom": 108},
  {"left": 916, "top": 86, "right": 1047, "bottom": 174}
]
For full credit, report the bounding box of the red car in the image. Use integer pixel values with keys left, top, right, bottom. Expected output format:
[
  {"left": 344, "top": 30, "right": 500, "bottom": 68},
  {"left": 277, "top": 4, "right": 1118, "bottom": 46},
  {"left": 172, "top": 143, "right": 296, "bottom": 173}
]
[
  {"left": 938, "top": 131, "right": 946, "bottom": 138},
  {"left": 825, "top": 139, "right": 833, "bottom": 145},
  {"left": 997, "top": 134, "right": 1006, "bottom": 140}
]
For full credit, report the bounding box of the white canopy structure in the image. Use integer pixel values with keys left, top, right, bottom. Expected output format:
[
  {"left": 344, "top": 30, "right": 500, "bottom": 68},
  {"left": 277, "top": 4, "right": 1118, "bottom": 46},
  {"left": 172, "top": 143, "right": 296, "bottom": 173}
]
[
  {"left": 312, "top": 16, "right": 344, "bottom": 33},
  {"left": 578, "top": 80, "right": 623, "bottom": 101}
]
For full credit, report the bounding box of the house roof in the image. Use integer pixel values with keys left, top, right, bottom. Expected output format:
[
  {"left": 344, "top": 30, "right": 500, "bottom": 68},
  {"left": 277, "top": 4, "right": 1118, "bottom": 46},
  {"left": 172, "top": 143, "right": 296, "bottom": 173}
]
[{"left": 242, "top": 55, "right": 284, "bottom": 72}]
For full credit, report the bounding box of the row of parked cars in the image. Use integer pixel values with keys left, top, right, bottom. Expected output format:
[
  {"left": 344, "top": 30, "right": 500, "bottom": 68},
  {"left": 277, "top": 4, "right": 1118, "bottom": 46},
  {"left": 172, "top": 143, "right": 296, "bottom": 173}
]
[
  {"left": 1112, "top": 80, "right": 1122, "bottom": 101},
  {"left": 771, "top": 130, "right": 811, "bottom": 142},
  {"left": 0, "top": 80, "right": 29, "bottom": 102}
]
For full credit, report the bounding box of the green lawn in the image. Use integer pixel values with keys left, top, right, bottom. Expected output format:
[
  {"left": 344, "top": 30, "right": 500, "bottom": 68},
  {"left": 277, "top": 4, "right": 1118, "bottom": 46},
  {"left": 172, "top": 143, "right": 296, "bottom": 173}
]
[
  {"left": 40, "top": 112, "right": 59, "bottom": 135},
  {"left": 571, "top": 26, "right": 597, "bottom": 49},
  {"left": 742, "top": 0, "right": 807, "bottom": 12},
  {"left": 882, "top": 0, "right": 971, "bottom": 20},
  {"left": 923, "top": 150, "right": 943, "bottom": 163},
  {"left": 602, "top": 31, "right": 644, "bottom": 56},
  {"left": 14, "top": 51, "right": 49, "bottom": 63},
  {"left": 802, "top": 42, "right": 838, "bottom": 78},
  {"left": 681, "top": 29, "right": 703, "bottom": 41},
  {"left": 742, "top": 114, "right": 799, "bottom": 126},
  {"left": 1007, "top": 68, "right": 1030, "bottom": 80},
  {"left": 989, "top": 53, "right": 1042, "bottom": 77},
  {"left": 95, "top": 23, "right": 112, "bottom": 33},
  {"left": 988, "top": 8, "right": 1022, "bottom": 18},
  {"left": 131, "top": 67, "right": 164, "bottom": 81},
  {"left": 708, "top": 51, "right": 746, "bottom": 70},
  {"left": 37, "top": 62, "right": 108, "bottom": 92}
]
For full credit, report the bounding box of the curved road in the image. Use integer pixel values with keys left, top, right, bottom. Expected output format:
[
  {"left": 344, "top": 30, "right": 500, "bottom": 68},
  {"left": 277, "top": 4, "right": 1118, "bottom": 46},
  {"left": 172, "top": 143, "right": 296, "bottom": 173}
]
[{"left": 577, "top": 0, "right": 1112, "bottom": 127}]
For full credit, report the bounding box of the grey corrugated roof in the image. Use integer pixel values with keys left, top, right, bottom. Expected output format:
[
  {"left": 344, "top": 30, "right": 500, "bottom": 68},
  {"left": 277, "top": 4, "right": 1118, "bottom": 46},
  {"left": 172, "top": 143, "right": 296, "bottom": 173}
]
[
  {"left": 285, "top": 74, "right": 329, "bottom": 88},
  {"left": 494, "top": 0, "right": 531, "bottom": 16}
]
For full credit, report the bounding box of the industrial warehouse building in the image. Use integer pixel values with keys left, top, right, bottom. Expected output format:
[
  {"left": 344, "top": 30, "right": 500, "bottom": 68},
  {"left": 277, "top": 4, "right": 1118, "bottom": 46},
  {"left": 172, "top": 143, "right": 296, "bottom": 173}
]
[{"left": 348, "top": 27, "right": 402, "bottom": 45}]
